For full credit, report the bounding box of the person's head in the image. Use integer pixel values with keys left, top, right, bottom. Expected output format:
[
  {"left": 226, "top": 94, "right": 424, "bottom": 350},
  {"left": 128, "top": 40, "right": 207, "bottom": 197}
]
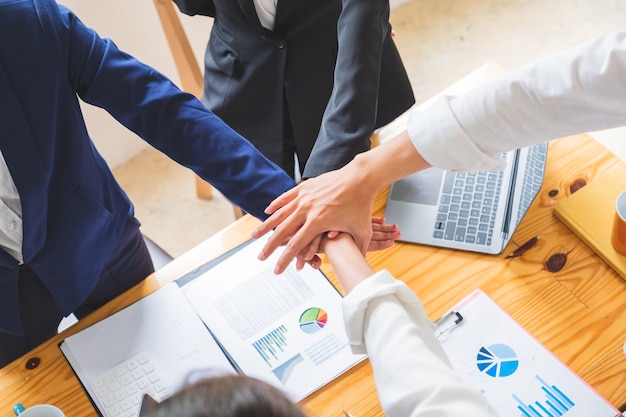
[{"left": 141, "top": 374, "right": 308, "bottom": 417}]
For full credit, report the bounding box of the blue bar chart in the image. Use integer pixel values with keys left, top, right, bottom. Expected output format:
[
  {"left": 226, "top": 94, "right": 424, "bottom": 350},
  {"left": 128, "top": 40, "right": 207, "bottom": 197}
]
[
  {"left": 252, "top": 325, "right": 288, "bottom": 367},
  {"left": 514, "top": 375, "right": 575, "bottom": 417}
]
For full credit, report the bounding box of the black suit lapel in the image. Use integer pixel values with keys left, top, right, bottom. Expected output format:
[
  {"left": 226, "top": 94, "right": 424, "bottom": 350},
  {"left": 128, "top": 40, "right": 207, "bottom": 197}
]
[
  {"left": 237, "top": 0, "right": 265, "bottom": 33},
  {"left": 274, "top": 0, "right": 294, "bottom": 29}
]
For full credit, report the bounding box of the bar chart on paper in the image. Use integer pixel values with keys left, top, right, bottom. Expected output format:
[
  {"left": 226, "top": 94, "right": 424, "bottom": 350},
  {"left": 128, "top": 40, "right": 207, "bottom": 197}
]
[
  {"left": 253, "top": 325, "right": 289, "bottom": 367},
  {"left": 437, "top": 290, "right": 621, "bottom": 417},
  {"left": 513, "top": 375, "right": 575, "bottom": 417}
]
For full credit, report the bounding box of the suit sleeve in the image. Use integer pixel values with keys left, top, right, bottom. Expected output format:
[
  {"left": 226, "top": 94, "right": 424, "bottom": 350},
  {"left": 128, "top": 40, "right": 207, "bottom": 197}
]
[
  {"left": 172, "top": 0, "right": 216, "bottom": 17},
  {"left": 302, "top": 0, "right": 390, "bottom": 178},
  {"left": 57, "top": 3, "right": 295, "bottom": 219}
]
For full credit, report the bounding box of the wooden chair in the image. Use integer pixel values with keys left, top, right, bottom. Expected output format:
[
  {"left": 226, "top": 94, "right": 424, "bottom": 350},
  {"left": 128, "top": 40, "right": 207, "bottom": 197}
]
[{"left": 153, "top": 0, "right": 244, "bottom": 219}]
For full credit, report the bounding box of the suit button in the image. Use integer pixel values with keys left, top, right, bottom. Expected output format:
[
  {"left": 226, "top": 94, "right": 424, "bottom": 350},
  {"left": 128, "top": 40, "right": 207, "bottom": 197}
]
[{"left": 277, "top": 42, "right": 285, "bottom": 49}]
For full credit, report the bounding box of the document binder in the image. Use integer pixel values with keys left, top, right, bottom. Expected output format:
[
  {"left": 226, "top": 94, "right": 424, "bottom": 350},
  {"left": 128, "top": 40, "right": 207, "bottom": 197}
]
[{"left": 435, "top": 289, "right": 620, "bottom": 417}]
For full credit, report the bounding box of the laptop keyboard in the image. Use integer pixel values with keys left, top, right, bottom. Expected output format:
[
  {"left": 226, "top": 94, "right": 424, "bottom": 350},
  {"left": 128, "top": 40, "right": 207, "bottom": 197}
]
[
  {"left": 90, "top": 352, "right": 169, "bottom": 417},
  {"left": 515, "top": 143, "right": 548, "bottom": 226},
  {"left": 433, "top": 170, "right": 504, "bottom": 245},
  {"left": 433, "top": 143, "right": 548, "bottom": 246}
]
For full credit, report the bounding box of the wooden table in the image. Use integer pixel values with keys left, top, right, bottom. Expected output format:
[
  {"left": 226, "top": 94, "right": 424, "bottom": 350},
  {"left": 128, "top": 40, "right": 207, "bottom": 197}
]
[{"left": 2, "top": 71, "right": 626, "bottom": 417}]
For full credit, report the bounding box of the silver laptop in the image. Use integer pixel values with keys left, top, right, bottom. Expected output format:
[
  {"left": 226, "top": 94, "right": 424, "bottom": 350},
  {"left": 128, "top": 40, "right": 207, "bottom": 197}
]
[{"left": 384, "top": 143, "right": 548, "bottom": 254}]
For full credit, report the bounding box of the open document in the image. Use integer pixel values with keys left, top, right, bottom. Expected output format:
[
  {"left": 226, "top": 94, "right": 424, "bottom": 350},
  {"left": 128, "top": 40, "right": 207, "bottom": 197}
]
[
  {"left": 180, "top": 235, "right": 365, "bottom": 401},
  {"left": 60, "top": 234, "right": 365, "bottom": 417}
]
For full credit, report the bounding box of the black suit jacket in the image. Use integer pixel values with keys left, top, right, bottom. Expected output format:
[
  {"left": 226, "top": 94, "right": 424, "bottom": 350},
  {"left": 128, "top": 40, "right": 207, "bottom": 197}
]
[{"left": 174, "top": 0, "right": 415, "bottom": 177}]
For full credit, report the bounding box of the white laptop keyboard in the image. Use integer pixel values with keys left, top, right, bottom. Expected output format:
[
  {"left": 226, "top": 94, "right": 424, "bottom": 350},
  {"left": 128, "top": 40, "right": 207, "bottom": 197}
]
[
  {"left": 90, "top": 352, "right": 169, "bottom": 417},
  {"left": 433, "top": 143, "right": 547, "bottom": 245},
  {"left": 433, "top": 170, "right": 504, "bottom": 245},
  {"left": 515, "top": 143, "right": 548, "bottom": 226}
]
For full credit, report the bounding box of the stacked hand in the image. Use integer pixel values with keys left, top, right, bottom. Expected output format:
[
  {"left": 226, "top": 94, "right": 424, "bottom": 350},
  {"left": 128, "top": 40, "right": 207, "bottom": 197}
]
[
  {"left": 252, "top": 132, "right": 430, "bottom": 274},
  {"left": 252, "top": 161, "right": 393, "bottom": 273}
]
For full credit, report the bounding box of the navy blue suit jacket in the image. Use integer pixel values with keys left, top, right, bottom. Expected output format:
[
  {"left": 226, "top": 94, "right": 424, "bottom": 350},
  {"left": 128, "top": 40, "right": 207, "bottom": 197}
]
[{"left": 0, "top": 0, "right": 295, "bottom": 335}]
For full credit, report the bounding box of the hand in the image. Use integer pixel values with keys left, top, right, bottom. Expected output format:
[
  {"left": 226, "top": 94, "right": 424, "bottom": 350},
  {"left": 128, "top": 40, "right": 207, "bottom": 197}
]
[
  {"left": 319, "top": 233, "right": 376, "bottom": 294},
  {"left": 293, "top": 217, "right": 401, "bottom": 270},
  {"left": 252, "top": 161, "right": 380, "bottom": 274},
  {"left": 367, "top": 216, "right": 401, "bottom": 252}
]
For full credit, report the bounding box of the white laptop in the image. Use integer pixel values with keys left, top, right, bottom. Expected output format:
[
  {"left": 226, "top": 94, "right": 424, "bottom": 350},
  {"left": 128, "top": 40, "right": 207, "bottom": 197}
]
[{"left": 384, "top": 143, "right": 548, "bottom": 254}]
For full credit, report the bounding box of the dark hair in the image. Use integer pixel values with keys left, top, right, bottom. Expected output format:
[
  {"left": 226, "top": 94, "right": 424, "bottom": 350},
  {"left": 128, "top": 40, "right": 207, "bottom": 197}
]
[{"left": 142, "top": 374, "right": 309, "bottom": 417}]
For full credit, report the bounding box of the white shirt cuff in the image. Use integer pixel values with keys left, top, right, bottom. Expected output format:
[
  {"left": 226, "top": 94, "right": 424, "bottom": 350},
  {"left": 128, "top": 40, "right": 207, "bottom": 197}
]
[
  {"left": 342, "top": 270, "right": 433, "bottom": 355},
  {"left": 407, "top": 96, "right": 506, "bottom": 172}
]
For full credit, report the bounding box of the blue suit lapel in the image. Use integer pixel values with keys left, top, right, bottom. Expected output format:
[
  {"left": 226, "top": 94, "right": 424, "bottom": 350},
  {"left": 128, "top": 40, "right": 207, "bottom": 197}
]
[{"left": 0, "top": 57, "right": 47, "bottom": 262}]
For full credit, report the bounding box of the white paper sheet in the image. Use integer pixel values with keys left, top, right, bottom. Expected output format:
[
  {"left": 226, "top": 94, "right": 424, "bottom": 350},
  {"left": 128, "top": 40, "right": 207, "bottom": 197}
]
[{"left": 437, "top": 290, "right": 620, "bottom": 417}]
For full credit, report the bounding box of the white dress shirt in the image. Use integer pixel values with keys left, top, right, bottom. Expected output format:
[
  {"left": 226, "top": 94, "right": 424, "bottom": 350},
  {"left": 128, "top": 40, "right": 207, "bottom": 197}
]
[
  {"left": 0, "top": 151, "right": 23, "bottom": 263},
  {"left": 342, "top": 270, "right": 498, "bottom": 416},
  {"left": 408, "top": 31, "right": 626, "bottom": 172},
  {"left": 253, "top": 0, "right": 278, "bottom": 30}
]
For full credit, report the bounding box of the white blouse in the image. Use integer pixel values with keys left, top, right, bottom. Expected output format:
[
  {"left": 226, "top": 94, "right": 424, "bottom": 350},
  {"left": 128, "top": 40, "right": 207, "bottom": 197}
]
[
  {"left": 342, "top": 270, "right": 498, "bottom": 416},
  {"left": 408, "top": 31, "right": 626, "bottom": 172},
  {"left": 253, "top": 0, "right": 278, "bottom": 30},
  {"left": 0, "top": 151, "right": 22, "bottom": 262}
]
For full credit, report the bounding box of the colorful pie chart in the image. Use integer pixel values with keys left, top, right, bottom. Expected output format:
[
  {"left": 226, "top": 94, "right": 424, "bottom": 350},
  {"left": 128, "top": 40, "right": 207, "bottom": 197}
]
[{"left": 299, "top": 308, "right": 327, "bottom": 334}]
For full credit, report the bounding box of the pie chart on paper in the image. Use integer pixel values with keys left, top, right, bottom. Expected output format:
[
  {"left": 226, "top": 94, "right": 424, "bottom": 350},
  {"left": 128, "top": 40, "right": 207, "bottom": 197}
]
[
  {"left": 476, "top": 343, "right": 519, "bottom": 377},
  {"left": 299, "top": 307, "right": 328, "bottom": 334}
]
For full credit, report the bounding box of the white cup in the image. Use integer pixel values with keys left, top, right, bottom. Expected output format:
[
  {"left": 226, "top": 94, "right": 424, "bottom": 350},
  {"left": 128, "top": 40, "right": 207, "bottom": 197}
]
[{"left": 13, "top": 404, "right": 65, "bottom": 417}]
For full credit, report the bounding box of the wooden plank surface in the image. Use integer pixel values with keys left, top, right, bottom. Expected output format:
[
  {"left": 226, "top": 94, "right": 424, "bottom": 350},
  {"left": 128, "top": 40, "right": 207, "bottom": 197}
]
[{"left": 1, "top": 134, "right": 624, "bottom": 417}]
